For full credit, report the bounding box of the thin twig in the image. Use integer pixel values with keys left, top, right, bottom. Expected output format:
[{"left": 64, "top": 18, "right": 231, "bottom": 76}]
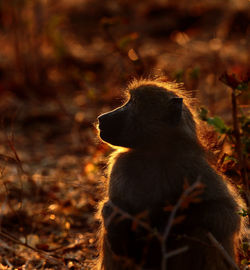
[
  {"left": 106, "top": 181, "right": 203, "bottom": 270},
  {"left": 4, "top": 258, "right": 13, "bottom": 268},
  {"left": 161, "top": 179, "right": 202, "bottom": 270},
  {"left": 0, "top": 239, "right": 17, "bottom": 252},
  {"left": 180, "top": 234, "right": 211, "bottom": 247},
  {"left": 0, "top": 230, "right": 65, "bottom": 267},
  {"left": 231, "top": 89, "right": 249, "bottom": 192},
  {"left": 231, "top": 90, "right": 242, "bottom": 164},
  {"left": 6, "top": 133, "right": 25, "bottom": 174},
  {"left": 164, "top": 246, "right": 189, "bottom": 259},
  {"left": 207, "top": 232, "right": 239, "bottom": 270},
  {"left": 107, "top": 201, "right": 156, "bottom": 238}
]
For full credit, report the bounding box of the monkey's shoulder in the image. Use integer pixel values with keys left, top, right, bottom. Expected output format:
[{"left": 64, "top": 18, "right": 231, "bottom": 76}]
[
  {"left": 108, "top": 151, "right": 171, "bottom": 209},
  {"left": 109, "top": 150, "right": 172, "bottom": 184},
  {"left": 110, "top": 151, "right": 240, "bottom": 201}
]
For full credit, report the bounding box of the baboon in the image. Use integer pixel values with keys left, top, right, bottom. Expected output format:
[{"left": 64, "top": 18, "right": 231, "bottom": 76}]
[{"left": 96, "top": 79, "right": 245, "bottom": 270}]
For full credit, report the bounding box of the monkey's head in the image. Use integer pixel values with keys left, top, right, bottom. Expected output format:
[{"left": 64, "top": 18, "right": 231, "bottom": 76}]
[{"left": 97, "top": 81, "right": 198, "bottom": 149}]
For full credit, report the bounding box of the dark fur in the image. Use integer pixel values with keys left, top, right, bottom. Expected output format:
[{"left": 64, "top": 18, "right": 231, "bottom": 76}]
[{"left": 96, "top": 80, "right": 245, "bottom": 270}]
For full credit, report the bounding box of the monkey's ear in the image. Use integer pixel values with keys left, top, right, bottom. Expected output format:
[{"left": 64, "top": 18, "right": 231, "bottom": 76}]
[{"left": 166, "top": 97, "right": 183, "bottom": 124}]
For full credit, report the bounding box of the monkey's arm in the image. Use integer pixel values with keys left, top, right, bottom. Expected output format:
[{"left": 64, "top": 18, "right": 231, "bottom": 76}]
[
  {"left": 101, "top": 201, "right": 133, "bottom": 256},
  {"left": 185, "top": 168, "right": 242, "bottom": 248},
  {"left": 191, "top": 199, "right": 241, "bottom": 256},
  {"left": 102, "top": 200, "right": 151, "bottom": 263}
]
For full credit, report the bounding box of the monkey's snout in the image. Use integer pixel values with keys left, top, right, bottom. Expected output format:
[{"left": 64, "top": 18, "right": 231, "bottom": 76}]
[
  {"left": 97, "top": 114, "right": 106, "bottom": 131},
  {"left": 97, "top": 114, "right": 104, "bottom": 123},
  {"left": 98, "top": 112, "right": 113, "bottom": 131}
]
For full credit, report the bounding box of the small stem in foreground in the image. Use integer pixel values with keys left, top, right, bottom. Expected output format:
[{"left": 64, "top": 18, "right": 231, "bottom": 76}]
[
  {"left": 207, "top": 232, "right": 239, "bottom": 270},
  {"left": 231, "top": 89, "right": 249, "bottom": 193},
  {"left": 161, "top": 180, "right": 201, "bottom": 270}
]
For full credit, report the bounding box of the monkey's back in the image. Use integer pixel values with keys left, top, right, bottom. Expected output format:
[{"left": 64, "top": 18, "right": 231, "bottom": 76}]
[{"left": 104, "top": 148, "right": 243, "bottom": 269}]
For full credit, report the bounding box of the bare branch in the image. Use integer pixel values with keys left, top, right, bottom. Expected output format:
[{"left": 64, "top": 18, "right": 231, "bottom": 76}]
[
  {"left": 164, "top": 246, "right": 189, "bottom": 259},
  {"left": 0, "top": 230, "right": 65, "bottom": 267},
  {"left": 107, "top": 201, "right": 158, "bottom": 239},
  {"left": 161, "top": 179, "right": 202, "bottom": 270},
  {"left": 231, "top": 89, "right": 249, "bottom": 200},
  {"left": 207, "top": 232, "right": 240, "bottom": 270}
]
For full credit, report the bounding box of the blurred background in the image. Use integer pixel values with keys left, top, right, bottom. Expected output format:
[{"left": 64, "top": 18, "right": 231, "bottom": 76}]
[{"left": 0, "top": 0, "right": 249, "bottom": 269}]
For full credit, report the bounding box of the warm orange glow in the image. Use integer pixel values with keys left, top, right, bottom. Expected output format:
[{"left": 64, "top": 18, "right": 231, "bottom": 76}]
[
  {"left": 75, "top": 111, "right": 85, "bottom": 122},
  {"left": 128, "top": 49, "right": 139, "bottom": 61},
  {"left": 0, "top": 1, "right": 248, "bottom": 268},
  {"left": 50, "top": 214, "right": 56, "bottom": 220},
  {"left": 84, "top": 162, "right": 95, "bottom": 174},
  {"left": 209, "top": 38, "right": 222, "bottom": 51},
  {"left": 171, "top": 31, "right": 190, "bottom": 45},
  {"left": 65, "top": 221, "right": 71, "bottom": 229},
  {"left": 48, "top": 204, "right": 57, "bottom": 211}
]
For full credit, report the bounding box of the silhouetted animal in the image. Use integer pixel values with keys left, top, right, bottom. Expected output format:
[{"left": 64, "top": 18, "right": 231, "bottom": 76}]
[{"left": 96, "top": 80, "right": 245, "bottom": 270}]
